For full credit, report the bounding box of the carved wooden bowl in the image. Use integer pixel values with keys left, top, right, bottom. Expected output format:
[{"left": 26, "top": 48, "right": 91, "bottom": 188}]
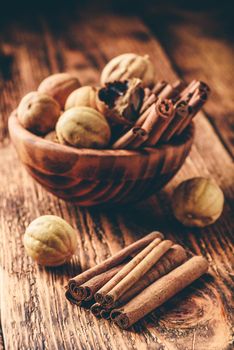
[{"left": 8, "top": 111, "right": 194, "bottom": 206}]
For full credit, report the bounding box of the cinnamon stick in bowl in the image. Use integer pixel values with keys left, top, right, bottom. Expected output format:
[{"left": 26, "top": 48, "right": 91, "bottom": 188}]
[
  {"left": 179, "top": 80, "right": 210, "bottom": 103},
  {"left": 158, "top": 80, "right": 185, "bottom": 100},
  {"left": 138, "top": 80, "right": 183, "bottom": 127},
  {"left": 161, "top": 81, "right": 210, "bottom": 142},
  {"left": 112, "top": 126, "right": 148, "bottom": 149},
  {"left": 111, "top": 256, "right": 209, "bottom": 329},
  {"left": 160, "top": 100, "right": 191, "bottom": 142},
  {"left": 144, "top": 99, "right": 175, "bottom": 146},
  {"left": 136, "top": 103, "right": 155, "bottom": 128},
  {"left": 140, "top": 92, "right": 158, "bottom": 116},
  {"left": 175, "top": 89, "right": 208, "bottom": 136}
]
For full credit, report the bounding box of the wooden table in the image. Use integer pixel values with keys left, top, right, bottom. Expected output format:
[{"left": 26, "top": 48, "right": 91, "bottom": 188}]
[{"left": 0, "top": 6, "right": 233, "bottom": 350}]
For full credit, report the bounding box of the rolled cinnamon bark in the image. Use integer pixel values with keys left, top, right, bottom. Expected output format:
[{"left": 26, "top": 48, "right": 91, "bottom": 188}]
[
  {"left": 73, "top": 264, "right": 125, "bottom": 301},
  {"left": 178, "top": 80, "right": 197, "bottom": 100},
  {"left": 179, "top": 80, "right": 210, "bottom": 102},
  {"left": 116, "top": 244, "right": 187, "bottom": 306},
  {"left": 143, "top": 87, "right": 151, "bottom": 98},
  {"left": 169, "top": 81, "right": 210, "bottom": 138},
  {"left": 158, "top": 83, "right": 173, "bottom": 99},
  {"left": 152, "top": 81, "right": 167, "bottom": 95},
  {"left": 136, "top": 103, "right": 155, "bottom": 127},
  {"left": 140, "top": 102, "right": 160, "bottom": 134},
  {"left": 112, "top": 126, "right": 147, "bottom": 149},
  {"left": 176, "top": 89, "right": 208, "bottom": 136},
  {"left": 104, "top": 240, "right": 173, "bottom": 307},
  {"left": 144, "top": 99, "right": 175, "bottom": 146},
  {"left": 138, "top": 80, "right": 182, "bottom": 126},
  {"left": 65, "top": 290, "right": 94, "bottom": 309},
  {"left": 111, "top": 256, "right": 209, "bottom": 329},
  {"left": 90, "top": 303, "right": 104, "bottom": 318},
  {"left": 140, "top": 92, "right": 158, "bottom": 115},
  {"left": 95, "top": 236, "right": 163, "bottom": 305},
  {"left": 188, "top": 88, "right": 208, "bottom": 108},
  {"left": 67, "top": 231, "right": 163, "bottom": 301},
  {"left": 127, "top": 131, "right": 149, "bottom": 149},
  {"left": 160, "top": 81, "right": 210, "bottom": 142},
  {"left": 139, "top": 80, "right": 170, "bottom": 115},
  {"left": 160, "top": 100, "right": 191, "bottom": 142},
  {"left": 100, "top": 309, "right": 112, "bottom": 320},
  {"left": 158, "top": 80, "right": 184, "bottom": 100},
  {"left": 172, "top": 80, "right": 186, "bottom": 93},
  {"left": 65, "top": 289, "right": 82, "bottom": 306}
]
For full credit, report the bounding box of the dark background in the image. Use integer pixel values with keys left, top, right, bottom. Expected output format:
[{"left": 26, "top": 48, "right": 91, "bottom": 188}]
[{"left": 1, "top": 0, "right": 234, "bottom": 155}]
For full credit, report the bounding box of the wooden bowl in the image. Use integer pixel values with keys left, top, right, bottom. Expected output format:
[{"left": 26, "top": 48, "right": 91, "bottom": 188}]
[{"left": 8, "top": 111, "right": 194, "bottom": 206}]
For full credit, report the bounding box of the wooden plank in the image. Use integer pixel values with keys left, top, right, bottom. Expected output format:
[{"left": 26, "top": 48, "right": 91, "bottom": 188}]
[
  {"left": 143, "top": 5, "right": 234, "bottom": 157},
  {"left": 0, "top": 13, "right": 233, "bottom": 350},
  {"left": 0, "top": 323, "right": 4, "bottom": 350}
]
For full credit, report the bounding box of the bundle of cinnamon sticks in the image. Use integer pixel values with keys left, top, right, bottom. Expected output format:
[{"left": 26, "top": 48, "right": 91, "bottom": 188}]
[
  {"left": 65, "top": 232, "right": 209, "bottom": 329},
  {"left": 112, "top": 80, "right": 210, "bottom": 149}
]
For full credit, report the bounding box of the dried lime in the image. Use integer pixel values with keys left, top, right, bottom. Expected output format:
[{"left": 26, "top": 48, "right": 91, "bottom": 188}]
[
  {"left": 172, "top": 177, "right": 224, "bottom": 227},
  {"left": 23, "top": 215, "right": 78, "bottom": 266}
]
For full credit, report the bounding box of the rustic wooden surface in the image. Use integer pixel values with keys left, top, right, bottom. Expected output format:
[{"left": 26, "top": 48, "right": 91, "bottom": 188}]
[{"left": 0, "top": 10, "right": 234, "bottom": 350}]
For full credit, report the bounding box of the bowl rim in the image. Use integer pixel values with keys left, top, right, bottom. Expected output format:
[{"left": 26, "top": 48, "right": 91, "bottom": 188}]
[{"left": 9, "top": 110, "right": 194, "bottom": 158}]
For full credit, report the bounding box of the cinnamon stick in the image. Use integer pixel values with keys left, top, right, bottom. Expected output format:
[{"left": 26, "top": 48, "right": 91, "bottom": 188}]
[
  {"left": 139, "top": 80, "right": 169, "bottom": 115},
  {"left": 72, "top": 264, "right": 125, "bottom": 302},
  {"left": 157, "top": 83, "right": 172, "bottom": 99},
  {"left": 161, "top": 81, "right": 209, "bottom": 142},
  {"left": 138, "top": 80, "right": 182, "bottom": 124},
  {"left": 156, "top": 80, "right": 183, "bottom": 100},
  {"left": 111, "top": 256, "right": 209, "bottom": 329},
  {"left": 144, "top": 99, "right": 175, "bottom": 146},
  {"left": 104, "top": 240, "right": 173, "bottom": 307},
  {"left": 66, "top": 231, "right": 163, "bottom": 301},
  {"left": 160, "top": 100, "right": 191, "bottom": 142},
  {"left": 143, "top": 87, "right": 151, "bottom": 99},
  {"left": 140, "top": 102, "right": 160, "bottom": 134},
  {"left": 140, "top": 92, "right": 158, "bottom": 115},
  {"left": 65, "top": 289, "right": 94, "bottom": 309},
  {"left": 176, "top": 89, "right": 208, "bottom": 136},
  {"left": 152, "top": 80, "right": 167, "bottom": 95},
  {"left": 127, "top": 131, "right": 149, "bottom": 149},
  {"left": 112, "top": 126, "right": 147, "bottom": 149},
  {"left": 136, "top": 103, "right": 155, "bottom": 127},
  {"left": 177, "top": 80, "right": 197, "bottom": 101},
  {"left": 65, "top": 289, "right": 82, "bottom": 306},
  {"left": 179, "top": 80, "right": 210, "bottom": 102},
  {"left": 115, "top": 244, "right": 187, "bottom": 307},
  {"left": 90, "top": 303, "right": 104, "bottom": 318},
  {"left": 100, "top": 309, "right": 111, "bottom": 320},
  {"left": 188, "top": 88, "right": 208, "bottom": 109},
  {"left": 172, "top": 80, "right": 186, "bottom": 94},
  {"left": 95, "top": 236, "right": 163, "bottom": 305}
]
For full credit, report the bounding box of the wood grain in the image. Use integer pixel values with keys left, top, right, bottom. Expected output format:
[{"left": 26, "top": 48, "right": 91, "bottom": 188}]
[
  {"left": 0, "top": 12, "right": 233, "bottom": 350},
  {"left": 0, "top": 324, "right": 4, "bottom": 350}
]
